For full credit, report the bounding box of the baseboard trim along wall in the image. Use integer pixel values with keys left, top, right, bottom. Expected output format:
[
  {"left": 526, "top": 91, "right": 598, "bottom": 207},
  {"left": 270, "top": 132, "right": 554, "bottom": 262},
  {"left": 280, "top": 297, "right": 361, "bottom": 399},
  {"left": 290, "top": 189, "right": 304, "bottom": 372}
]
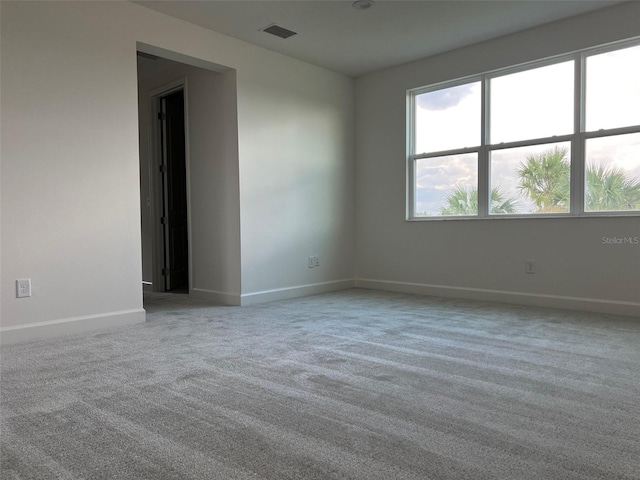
[
  {"left": 240, "top": 279, "right": 355, "bottom": 306},
  {"left": 355, "top": 278, "right": 640, "bottom": 317},
  {"left": 0, "top": 309, "right": 146, "bottom": 345},
  {"left": 4, "top": 279, "right": 634, "bottom": 346},
  {"left": 190, "top": 288, "right": 242, "bottom": 306}
]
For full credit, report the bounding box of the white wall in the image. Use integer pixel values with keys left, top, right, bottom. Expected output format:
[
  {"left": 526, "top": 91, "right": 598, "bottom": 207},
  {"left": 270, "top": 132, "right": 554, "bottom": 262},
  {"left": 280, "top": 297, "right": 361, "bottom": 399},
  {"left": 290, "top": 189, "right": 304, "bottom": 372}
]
[
  {"left": 0, "top": 1, "right": 355, "bottom": 343},
  {"left": 237, "top": 54, "right": 355, "bottom": 301},
  {"left": 354, "top": 2, "right": 640, "bottom": 316},
  {"left": 138, "top": 60, "right": 241, "bottom": 303},
  {"left": 1, "top": 1, "right": 146, "bottom": 341}
]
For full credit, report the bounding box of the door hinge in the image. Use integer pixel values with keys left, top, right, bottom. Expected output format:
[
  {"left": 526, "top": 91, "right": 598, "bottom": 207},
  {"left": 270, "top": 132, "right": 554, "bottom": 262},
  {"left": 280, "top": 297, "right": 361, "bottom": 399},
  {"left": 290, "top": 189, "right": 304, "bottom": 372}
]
[
  {"left": 162, "top": 268, "right": 169, "bottom": 276},
  {"left": 159, "top": 164, "right": 167, "bottom": 173},
  {"left": 158, "top": 112, "right": 166, "bottom": 121},
  {"left": 161, "top": 217, "right": 167, "bottom": 225}
]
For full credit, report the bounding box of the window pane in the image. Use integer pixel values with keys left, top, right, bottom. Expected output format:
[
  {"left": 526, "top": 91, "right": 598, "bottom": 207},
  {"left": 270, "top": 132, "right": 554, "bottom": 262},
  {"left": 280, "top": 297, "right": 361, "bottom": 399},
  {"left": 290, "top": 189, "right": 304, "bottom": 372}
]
[
  {"left": 490, "top": 61, "right": 574, "bottom": 144},
  {"left": 586, "top": 45, "right": 640, "bottom": 132},
  {"left": 415, "top": 153, "right": 478, "bottom": 216},
  {"left": 585, "top": 133, "right": 640, "bottom": 212},
  {"left": 490, "top": 142, "right": 571, "bottom": 215},
  {"left": 414, "top": 82, "right": 481, "bottom": 154}
]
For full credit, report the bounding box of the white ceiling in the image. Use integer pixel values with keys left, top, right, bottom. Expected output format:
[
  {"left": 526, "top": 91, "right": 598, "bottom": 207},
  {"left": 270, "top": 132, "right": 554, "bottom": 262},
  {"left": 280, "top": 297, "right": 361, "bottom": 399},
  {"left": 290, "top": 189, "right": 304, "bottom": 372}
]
[{"left": 134, "top": 0, "right": 624, "bottom": 77}]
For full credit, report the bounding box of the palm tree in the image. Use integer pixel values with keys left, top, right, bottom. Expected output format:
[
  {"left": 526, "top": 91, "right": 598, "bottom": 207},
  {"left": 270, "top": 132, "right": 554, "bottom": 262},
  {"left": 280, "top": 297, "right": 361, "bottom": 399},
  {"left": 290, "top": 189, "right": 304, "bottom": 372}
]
[
  {"left": 586, "top": 164, "right": 640, "bottom": 211},
  {"left": 439, "top": 149, "right": 639, "bottom": 216},
  {"left": 491, "top": 186, "right": 521, "bottom": 214},
  {"left": 517, "top": 146, "right": 570, "bottom": 213},
  {"left": 439, "top": 185, "right": 477, "bottom": 216},
  {"left": 517, "top": 146, "right": 640, "bottom": 213},
  {"left": 439, "top": 185, "right": 519, "bottom": 216}
]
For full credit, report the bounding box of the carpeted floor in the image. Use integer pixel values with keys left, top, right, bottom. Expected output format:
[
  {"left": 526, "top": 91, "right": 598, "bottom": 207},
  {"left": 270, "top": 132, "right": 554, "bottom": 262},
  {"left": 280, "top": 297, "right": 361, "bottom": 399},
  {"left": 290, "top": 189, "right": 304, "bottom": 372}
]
[{"left": 1, "top": 289, "right": 639, "bottom": 479}]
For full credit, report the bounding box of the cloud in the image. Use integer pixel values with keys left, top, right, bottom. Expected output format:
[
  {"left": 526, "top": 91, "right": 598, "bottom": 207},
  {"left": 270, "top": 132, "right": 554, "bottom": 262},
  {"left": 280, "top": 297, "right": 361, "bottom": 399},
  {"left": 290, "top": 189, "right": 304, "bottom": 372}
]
[
  {"left": 415, "top": 154, "right": 477, "bottom": 214},
  {"left": 416, "top": 83, "right": 476, "bottom": 111}
]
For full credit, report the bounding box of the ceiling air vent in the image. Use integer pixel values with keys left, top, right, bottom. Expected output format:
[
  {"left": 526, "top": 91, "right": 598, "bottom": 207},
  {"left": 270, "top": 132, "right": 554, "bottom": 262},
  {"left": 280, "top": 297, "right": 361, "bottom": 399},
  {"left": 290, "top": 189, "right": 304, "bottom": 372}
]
[{"left": 262, "top": 24, "right": 297, "bottom": 39}]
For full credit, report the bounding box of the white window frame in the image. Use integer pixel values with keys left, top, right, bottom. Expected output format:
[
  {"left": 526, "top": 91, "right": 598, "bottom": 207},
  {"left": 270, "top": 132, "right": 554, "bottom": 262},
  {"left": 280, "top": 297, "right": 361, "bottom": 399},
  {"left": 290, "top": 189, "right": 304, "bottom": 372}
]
[{"left": 407, "top": 38, "right": 640, "bottom": 221}]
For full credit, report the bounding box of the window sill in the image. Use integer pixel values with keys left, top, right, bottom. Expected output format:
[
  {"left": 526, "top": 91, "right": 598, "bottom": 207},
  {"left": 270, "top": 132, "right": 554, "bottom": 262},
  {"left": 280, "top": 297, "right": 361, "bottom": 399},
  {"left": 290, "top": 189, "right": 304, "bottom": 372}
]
[{"left": 407, "top": 212, "right": 640, "bottom": 222}]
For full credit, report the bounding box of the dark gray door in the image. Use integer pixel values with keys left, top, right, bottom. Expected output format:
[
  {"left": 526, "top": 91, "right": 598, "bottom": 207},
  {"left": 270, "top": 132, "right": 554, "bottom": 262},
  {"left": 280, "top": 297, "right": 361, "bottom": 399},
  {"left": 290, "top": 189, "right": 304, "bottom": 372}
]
[{"left": 159, "top": 90, "right": 188, "bottom": 291}]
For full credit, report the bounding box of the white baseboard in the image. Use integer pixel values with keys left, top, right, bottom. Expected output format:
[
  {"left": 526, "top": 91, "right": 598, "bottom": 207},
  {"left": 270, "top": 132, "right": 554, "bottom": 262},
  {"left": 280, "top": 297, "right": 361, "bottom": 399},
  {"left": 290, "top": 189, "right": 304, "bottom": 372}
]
[
  {"left": 240, "top": 279, "right": 355, "bottom": 306},
  {"left": 355, "top": 278, "right": 640, "bottom": 317},
  {"left": 190, "top": 288, "right": 241, "bottom": 306},
  {"left": 0, "top": 309, "right": 146, "bottom": 345}
]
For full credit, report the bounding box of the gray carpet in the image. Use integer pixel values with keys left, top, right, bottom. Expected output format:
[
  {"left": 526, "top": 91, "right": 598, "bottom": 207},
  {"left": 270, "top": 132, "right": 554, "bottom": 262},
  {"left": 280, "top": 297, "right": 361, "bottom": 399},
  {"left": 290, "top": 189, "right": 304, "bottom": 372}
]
[{"left": 1, "top": 289, "right": 639, "bottom": 479}]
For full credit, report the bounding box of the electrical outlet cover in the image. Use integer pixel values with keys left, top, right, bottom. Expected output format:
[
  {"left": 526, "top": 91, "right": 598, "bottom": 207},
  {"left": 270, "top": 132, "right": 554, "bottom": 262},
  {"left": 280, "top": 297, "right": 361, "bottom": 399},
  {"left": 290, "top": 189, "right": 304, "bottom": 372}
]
[
  {"left": 525, "top": 260, "right": 536, "bottom": 274},
  {"left": 16, "top": 278, "right": 31, "bottom": 298}
]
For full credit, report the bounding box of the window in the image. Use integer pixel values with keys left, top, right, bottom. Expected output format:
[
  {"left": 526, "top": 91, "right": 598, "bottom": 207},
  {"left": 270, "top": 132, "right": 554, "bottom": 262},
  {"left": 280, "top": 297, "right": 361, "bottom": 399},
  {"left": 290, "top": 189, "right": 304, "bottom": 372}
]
[
  {"left": 414, "top": 82, "right": 480, "bottom": 216},
  {"left": 408, "top": 40, "right": 640, "bottom": 219}
]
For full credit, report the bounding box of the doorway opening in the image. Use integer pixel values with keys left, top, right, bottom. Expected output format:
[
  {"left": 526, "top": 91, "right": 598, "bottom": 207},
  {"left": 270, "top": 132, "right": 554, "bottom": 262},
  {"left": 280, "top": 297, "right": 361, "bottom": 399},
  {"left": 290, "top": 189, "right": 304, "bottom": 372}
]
[
  {"left": 137, "top": 58, "right": 191, "bottom": 297},
  {"left": 157, "top": 89, "right": 189, "bottom": 292},
  {"left": 137, "top": 44, "right": 241, "bottom": 309}
]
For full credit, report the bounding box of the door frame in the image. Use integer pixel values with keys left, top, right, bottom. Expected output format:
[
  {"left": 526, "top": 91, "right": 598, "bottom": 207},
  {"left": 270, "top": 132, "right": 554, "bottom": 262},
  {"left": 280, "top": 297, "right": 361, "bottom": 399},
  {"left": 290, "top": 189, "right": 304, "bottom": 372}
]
[{"left": 148, "top": 78, "right": 193, "bottom": 292}]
